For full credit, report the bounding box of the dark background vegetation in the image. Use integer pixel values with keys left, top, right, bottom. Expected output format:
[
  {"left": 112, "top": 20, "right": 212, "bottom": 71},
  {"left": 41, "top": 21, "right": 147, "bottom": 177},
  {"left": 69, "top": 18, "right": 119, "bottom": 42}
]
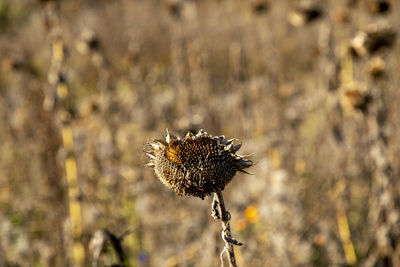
[{"left": 1, "top": 0, "right": 399, "bottom": 266}]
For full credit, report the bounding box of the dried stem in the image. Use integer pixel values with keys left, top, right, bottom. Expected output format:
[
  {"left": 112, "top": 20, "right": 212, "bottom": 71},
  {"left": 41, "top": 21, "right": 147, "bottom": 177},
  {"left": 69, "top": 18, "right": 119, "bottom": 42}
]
[
  {"left": 212, "top": 190, "right": 243, "bottom": 267},
  {"left": 90, "top": 229, "right": 133, "bottom": 267}
]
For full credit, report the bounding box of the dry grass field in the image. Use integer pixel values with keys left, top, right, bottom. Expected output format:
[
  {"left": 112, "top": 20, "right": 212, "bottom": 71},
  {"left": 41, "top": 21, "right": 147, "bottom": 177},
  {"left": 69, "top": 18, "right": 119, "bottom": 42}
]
[{"left": 0, "top": 0, "right": 400, "bottom": 266}]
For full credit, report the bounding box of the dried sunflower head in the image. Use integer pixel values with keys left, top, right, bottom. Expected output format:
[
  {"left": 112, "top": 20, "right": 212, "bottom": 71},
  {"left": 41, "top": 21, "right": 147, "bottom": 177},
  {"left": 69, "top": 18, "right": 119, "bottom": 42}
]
[{"left": 144, "top": 129, "right": 253, "bottom": 199}]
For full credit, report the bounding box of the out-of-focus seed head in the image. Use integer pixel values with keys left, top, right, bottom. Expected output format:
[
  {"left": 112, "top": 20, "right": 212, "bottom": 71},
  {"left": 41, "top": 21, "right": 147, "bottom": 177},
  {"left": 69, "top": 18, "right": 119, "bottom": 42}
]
[
  {"left": 350, "top": 22, "right": 397, "bottom": 57},
  {"left": 144, "top": 129, "right": 253, "bottom": 199}
]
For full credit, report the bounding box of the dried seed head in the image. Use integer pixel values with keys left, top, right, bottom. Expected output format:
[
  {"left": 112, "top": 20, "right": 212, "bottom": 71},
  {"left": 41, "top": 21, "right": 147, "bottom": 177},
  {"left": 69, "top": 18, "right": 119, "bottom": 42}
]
[
  {"left": 340, "top": 83, "right": 372, "bottom": 113},
  {"left": 350, "top": 23, "right": 397, "bottom": 57},
  {"left": 144, "top": 129, "right": 253, "bottom": 199}
]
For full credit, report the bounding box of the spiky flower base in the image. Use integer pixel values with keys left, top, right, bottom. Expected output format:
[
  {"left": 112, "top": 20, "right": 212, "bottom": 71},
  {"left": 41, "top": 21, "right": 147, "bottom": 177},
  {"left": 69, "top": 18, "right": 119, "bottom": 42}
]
[{"left": 144, "top": 129, "right": 252, "bottom": 199}]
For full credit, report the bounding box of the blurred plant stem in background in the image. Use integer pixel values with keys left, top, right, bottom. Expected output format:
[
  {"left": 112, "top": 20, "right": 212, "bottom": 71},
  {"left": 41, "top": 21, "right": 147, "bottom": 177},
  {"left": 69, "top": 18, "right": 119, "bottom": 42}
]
[
  {"left": 336, "top": 203, "right": 357, "bottom": 265},
  {"left": 46, "top": 3, "right": 84, "bottom": 265}
]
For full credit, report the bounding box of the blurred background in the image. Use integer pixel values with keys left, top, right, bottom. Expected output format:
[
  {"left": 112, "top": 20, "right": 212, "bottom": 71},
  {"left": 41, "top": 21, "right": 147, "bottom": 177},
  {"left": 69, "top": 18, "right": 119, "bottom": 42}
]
[{"left": 1, "top": 0, "right": 400, "bottom": 266}]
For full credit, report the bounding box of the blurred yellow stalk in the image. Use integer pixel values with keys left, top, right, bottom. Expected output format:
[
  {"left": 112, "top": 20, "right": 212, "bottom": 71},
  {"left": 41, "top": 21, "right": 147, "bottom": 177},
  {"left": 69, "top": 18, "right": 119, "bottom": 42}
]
[
  {"left": 330, "top": 179, "right": 357, "bottom": 265},
  {"left": 53, "top": 40, "right": 85, "bottom": 265},
  {"left": 336, "top": 206, "right": 357, "bottom": 265}
]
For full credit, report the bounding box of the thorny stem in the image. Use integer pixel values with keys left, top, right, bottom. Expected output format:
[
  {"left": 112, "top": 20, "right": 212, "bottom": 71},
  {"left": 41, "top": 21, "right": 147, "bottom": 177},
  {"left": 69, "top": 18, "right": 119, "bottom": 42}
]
[{"left": 212, "top": 190, "right": 243, "bottom": 267}]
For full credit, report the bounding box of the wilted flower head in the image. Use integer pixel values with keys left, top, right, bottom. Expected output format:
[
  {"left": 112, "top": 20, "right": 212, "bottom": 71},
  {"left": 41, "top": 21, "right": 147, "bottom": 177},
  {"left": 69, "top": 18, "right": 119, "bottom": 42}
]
[{"left": 144, "top": 129, "right": 253, "bottom": 199}]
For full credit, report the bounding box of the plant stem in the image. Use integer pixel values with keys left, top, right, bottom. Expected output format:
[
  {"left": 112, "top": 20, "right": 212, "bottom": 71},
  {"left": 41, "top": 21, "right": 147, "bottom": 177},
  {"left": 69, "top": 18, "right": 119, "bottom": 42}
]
[{"left": 215, "top": 190, "right": 239, "bottom": 267}]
